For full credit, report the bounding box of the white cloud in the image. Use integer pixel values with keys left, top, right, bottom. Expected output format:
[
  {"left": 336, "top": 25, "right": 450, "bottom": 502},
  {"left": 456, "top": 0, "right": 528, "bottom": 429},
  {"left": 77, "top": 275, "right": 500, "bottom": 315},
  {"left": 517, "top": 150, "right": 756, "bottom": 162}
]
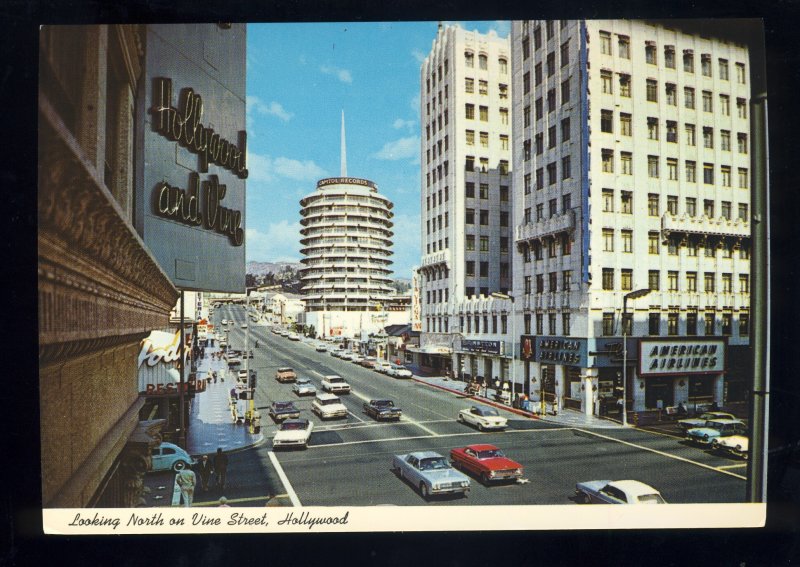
[
  {"left": 245, "top": 151, "right": 274, "bottom": 183},
  {"left": 246, "top": 223, "right": 302, "bottom": 263},
  {"left": 393, "top": 118, "right": 415, "bottom": 131},
  {"left": 372, "top": 136, "right": 419, "bottom": 161},
  {"left": 245, "top": 151, "right": 327, "bottom": 183},
  {"left": 487, "top": 21, "right": 511, "bottom": 38},
  {"left": 320, "top": 65, "right": 353, "bottom": 83},
  {"left": 412, "top": 49, "right": 426, "bottom": 64},
  {"left": 388, "top": 213, "right": 421, "bottom": 277},
  {"left": 247, "top": 95, "right": 293, "bottom": 122},
  {"left": 273, "top": 157, "right": 327, "bottom": 181},
  {"left": 410, "top": 93, "right": 420, "bottom": 119}
]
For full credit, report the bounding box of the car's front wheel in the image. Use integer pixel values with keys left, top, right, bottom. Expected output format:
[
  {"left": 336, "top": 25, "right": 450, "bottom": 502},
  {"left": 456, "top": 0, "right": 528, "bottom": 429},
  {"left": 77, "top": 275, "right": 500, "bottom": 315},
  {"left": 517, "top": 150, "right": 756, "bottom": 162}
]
[
  {"left": 420, "top": 483, "right": 430, "bottom": 500},
  {"left": 481, "top": 472, "right": 491, "bottom": 485},
  {"left": 478, "top": 423, "right": 485, "bottom": 432},
  {"left": 457, "top": 414, "right": 465, "bottom": 423},
  {"left": 172, "top": 460, "right": 187, "bottom": 472},
  {"left": 578, "top": 492, "right": 591, "bottom": 504}
]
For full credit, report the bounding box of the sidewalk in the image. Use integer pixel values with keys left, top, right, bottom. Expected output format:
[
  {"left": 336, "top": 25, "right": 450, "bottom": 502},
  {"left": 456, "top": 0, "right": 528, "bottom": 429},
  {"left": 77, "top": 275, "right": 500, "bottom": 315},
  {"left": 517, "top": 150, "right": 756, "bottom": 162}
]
[
  {"left": 407, "top": 366, "right": 621, "bottom": 429},
  {"left": 186, "top": 344, "right": 264, "bottom": 456}
]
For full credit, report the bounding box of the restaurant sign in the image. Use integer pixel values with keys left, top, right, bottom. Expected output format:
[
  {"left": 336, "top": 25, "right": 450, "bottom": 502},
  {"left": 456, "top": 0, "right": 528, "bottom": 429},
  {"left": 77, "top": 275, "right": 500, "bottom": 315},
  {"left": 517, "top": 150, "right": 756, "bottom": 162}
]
[{"left": 137, "top": 330, "right": 197, "bottom": 396}]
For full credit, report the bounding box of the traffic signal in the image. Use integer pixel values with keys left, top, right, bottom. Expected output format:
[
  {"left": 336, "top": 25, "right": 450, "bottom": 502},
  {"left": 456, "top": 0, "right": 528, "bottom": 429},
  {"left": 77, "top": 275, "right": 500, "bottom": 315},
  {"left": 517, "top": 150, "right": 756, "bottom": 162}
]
[{"left": 250, "top": 370, "right": 257, "bottom": 389}]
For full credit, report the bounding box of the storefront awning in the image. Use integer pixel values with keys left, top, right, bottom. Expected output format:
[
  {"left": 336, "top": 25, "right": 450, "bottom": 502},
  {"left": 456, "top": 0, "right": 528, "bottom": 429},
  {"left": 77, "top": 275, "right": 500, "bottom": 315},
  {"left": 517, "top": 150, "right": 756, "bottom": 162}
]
[{"left": 408, "top": 345, "right": 452, "bottom": 355}]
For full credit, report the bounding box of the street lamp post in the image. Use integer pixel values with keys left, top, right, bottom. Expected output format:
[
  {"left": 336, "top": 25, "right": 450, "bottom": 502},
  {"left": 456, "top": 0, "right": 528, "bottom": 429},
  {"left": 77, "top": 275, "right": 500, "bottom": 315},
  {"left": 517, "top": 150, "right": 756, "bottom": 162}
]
[
  {"left": 622, "top": 288, "right": 652, "bottom": 426},
  {"left": 491, "top": 292, "right": 515, "bottom": 407}
]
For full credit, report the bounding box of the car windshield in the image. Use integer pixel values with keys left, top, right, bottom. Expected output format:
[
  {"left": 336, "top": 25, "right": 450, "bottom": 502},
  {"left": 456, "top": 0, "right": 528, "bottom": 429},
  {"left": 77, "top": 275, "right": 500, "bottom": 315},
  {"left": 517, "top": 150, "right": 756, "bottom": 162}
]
[
  {"left": 296, "top": 379, "right": 310, "bottom": 385},
  {"left": 477, "top": 449, "right": 505, "bottom": 459},
  {"left": 328, "top": 377, "right": 344, "bottom": 382},
  {"left": 419, "top": 457, "right": 450, "bottom": 471},
  {"left": 374, "top": 400, "right": 394, "bottom": 407},
  {"left": 280, "top": 421, "right": 307, "bottom": 431},
  {"left": 274, "top": 403, "right": 294, "bottom": 411},
  {"left": 637, "top": 494, "right": 666, "bottom": 504},
  {"left": 320, "top": 398, "right": 339, "bottom": 405},
  {"left": 477, "top": 407, "right": 500, "bottom": 417},
  {"left": 278, "top": 368, "right": 293, "bottom": 372}
]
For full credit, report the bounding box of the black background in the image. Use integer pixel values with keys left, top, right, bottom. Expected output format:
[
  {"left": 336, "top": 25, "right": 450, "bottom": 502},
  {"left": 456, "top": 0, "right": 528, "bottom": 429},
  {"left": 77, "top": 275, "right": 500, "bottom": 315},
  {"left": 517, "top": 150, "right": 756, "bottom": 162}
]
[{"left": 5, "top": 0, "right": 799, "bottom": 565}]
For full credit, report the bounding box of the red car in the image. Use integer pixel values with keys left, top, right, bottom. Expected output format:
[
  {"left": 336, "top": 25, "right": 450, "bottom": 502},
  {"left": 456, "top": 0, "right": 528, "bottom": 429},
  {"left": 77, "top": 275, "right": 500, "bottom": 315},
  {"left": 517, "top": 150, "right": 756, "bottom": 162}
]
[{"left": 449, "top": 444, "right": 523, "bottom": 485}]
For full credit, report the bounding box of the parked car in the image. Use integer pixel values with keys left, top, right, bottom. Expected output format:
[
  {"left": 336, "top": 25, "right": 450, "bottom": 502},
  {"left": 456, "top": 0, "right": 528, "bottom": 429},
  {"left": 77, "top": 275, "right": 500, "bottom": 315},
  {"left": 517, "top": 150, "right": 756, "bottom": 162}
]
[
  {"left": 712, "top": 434, "right": 749, "bottom": 460},
  {"left": 350, "top": 354, "right": 365, "bottom": 364},
  {"left": 150, "top": 442, "right": 196, "bottom": 472},
  {"left": 449, "top": 444, "right": 523, "bottom": 485},
  {"left": 575, "top": 480, "right": 667, "bottom": 504},
  {"left": 315, "top": 343, "right": 328, "bottom": 352},
  {"left": 391, "top": 451, "right": 471, "bottom": 499},
  {"left": 275, "top": 367, "right": 297, "bottom": 383},
  {"left": 374, "top": 361, "right": 393, "bottom": 374},
  {"left": 363, "top": 399, "right": 402, "bottom": 421},
  {"left": 359, "top": 357, "right": 377, "bottom": 369},
  {"left": 457, "top": 405, "right": 508, "bottom": 431},
  {"left": 686, "top": 419, "right": 747, "bottom": 445},
  {"left": 292, "top": 377, "right": 317, "bottom": 396},
  {"left": 312, "top": 393, "right": 348, "bottom": 419},
  {"left": 387, "top": 363, "right": 412, "bottom": 378},
  {"left": 678, "top": 411, "right": 737, "bottom": 431},
  {"left": 227, "top": 357, "right": 242, "bottom": 368},
  {"left": 268, "top": 401, "right": 301, "bottom": 422},
  {"left": 272, "top": 419, "right": 314, "bottom": 449},
  {"left": 339, "top": 352, "right": 354, "bottom": 361},
  {"left": 321, "top": 374, "right": 351, "bottom": 394}
]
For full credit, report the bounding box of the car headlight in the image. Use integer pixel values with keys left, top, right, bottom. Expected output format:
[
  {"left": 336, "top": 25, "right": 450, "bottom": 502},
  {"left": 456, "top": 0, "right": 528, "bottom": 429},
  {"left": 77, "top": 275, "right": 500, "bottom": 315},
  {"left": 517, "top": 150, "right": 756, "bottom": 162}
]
[
  {"left": 515, "top": 468, "right": 522, "bottom": 474},
  {"left": 461, "top": 481, "right": 469, "bottom": 487},
  {"left": 433, "top": 483, "right": 440, "bottom": 490},
  {"left": 489, "top": 470, "right": 496, "bottom": 478}
]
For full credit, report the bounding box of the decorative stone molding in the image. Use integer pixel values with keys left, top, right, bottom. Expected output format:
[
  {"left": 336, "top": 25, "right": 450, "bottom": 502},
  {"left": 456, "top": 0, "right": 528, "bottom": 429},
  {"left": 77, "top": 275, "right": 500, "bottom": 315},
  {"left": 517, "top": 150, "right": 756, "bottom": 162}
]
[{"left": 38, "top": 94, "right": 179, "bottom": 365}]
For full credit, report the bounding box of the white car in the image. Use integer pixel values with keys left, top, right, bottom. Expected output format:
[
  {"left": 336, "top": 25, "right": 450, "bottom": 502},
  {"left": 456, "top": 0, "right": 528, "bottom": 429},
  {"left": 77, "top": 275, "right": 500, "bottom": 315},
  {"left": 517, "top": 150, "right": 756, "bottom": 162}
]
[
  {"left": 457, "top": 405, "right": 508, "bottom": 431},
  {"left": 221, "top": 319, "right": 228, "bottom": 325},
  {"left": 712, "top": 434, "right": 749, "bottom": 460},
  {"left": 575, "top": 479, "right": 667, "bottom": 504},
  {"left": 350, "top": 354, "right": 365, "bottom": 364},
  {"left": 374, "top": 361, "right": 392, "bottom": 374},
  {"left": 387, "top": 363, "right": 412, "bottom": 378},
  {"left": 240, "top": 323, "right": 248, "bottom": 329},
  {"left": 321, "top": 374, "right": 351, "bottom": 394},
  {"left": 315, "top": 343, "right": 328, "bottom": 352},
  {"left": 339, "top": 352, "right": 355, "bottom": 361},
  {"left": 287, "top": 333, "right": 300, "bottom": 341},
  {"left": 292, "top": 378, "right": 317, "bottom": 396},
  {"left": 312, "top": 393, "right": 348, "bottom": 419},
  {"left": 272, "top": 419, "right": 314, "bottom": 449}
]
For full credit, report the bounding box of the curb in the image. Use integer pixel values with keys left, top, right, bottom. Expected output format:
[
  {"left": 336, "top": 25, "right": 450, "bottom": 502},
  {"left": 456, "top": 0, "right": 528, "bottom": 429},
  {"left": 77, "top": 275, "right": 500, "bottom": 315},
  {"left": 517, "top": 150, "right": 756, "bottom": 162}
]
[{"left": 411, "top": 376, "right": 540, "bottom": 420}]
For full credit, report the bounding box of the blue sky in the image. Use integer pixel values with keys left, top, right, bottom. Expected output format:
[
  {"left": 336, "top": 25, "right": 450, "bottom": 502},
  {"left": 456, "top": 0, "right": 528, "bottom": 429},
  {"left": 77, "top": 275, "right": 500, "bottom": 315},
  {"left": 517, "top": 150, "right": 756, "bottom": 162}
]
[{"left": 245, "top": 21, "right": 511, "bottom": 278}]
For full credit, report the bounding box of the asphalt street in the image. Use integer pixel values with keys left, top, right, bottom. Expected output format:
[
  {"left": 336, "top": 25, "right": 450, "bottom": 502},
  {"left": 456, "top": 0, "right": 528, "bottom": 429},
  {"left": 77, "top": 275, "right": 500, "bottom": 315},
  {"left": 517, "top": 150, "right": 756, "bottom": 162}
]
[{"left": 212, "top": 305, "right": 747, "bottom": 507}]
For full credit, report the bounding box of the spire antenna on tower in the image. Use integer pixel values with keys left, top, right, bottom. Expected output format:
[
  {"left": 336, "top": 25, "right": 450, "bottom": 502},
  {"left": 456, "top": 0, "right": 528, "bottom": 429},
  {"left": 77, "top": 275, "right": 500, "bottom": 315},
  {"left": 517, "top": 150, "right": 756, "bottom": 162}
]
[{"left": 340, "top": 110, "right": 347, "bottom": 177}]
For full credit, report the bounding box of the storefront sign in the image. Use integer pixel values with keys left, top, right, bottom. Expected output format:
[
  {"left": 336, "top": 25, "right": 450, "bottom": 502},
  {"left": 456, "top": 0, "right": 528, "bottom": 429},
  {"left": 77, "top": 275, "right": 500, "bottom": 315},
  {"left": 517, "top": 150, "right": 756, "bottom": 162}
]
[
  {"left": 411, "top": 270, "right": 421, "bottom": 332},
  {"left": 639, "top": 339, "right": 726, "bottom": 375},
  {"left": 461, "top": 339, "right": 501, "bottom": 355},
  {"left": 152, "top": 78, "right": 248, "bottom": 179},
  {"left": 520, "top": 335, "right": 536, "bottom": 360},
  {"left": 532, "top": 336, "right": 587, "bottom": 366},
  {"left": 137, "top": 330, "right": 193, "bottom": 395},
  {"left": 137, "top": 330, "right": 189, "bottom": 368},
  {"left": 317, "top": 177, "right": 377, "bottom": 190}
]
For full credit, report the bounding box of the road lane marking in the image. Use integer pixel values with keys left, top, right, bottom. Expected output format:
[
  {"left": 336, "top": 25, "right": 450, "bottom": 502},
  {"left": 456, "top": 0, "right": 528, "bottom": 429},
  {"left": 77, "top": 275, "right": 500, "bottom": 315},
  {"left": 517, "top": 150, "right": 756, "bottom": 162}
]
[
  {"left": 268, "top": 451, "right": 303, "bottom": 507},
  {"left": 307, "top": 427, "right": 567, "bottom": 448},
  {"left": 717, "top": 463, "right": 748, "bottom": 470},
  {"left": 192, "top": 494, "right": 288, "bottom": 506},
  {"left": 400, "top": 415, "right": 439, "bottom": 436},
  {"left": 571, "top": 427, "right": 747, "bottom": 480}
]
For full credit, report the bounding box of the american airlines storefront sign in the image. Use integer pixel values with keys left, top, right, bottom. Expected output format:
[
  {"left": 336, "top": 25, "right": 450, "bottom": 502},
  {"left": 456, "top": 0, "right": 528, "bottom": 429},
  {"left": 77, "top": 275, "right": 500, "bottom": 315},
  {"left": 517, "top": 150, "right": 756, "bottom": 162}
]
[
  {"left": 137, "top": 330, "right": 193, "bottom": 395},
  {"left": 638, "top": 338, "right": 726, "bottom": 376}
]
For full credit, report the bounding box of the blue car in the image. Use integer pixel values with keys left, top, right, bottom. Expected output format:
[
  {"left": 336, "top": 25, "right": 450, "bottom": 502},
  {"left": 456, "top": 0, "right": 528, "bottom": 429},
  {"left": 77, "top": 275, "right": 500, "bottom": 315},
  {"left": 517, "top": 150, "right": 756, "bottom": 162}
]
[
  {"left": 392, "top": 451, "right": 471, "bottom": 499},
  {"left": 150, "top": 442, "right": 196, "bottom": 472},
  {"left": 686, "top": 419, "right": 747, "bottom": 445}
]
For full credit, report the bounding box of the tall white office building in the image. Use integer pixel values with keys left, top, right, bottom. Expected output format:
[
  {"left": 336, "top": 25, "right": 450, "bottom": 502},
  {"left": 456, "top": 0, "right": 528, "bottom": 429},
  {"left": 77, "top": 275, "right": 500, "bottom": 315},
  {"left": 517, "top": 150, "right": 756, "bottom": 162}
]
[
  {"left": 413, "top": 25, "right": 516, "bottom": 384},
  {"left": 511, "top": 20, "right": 752, "bottom": 416}
]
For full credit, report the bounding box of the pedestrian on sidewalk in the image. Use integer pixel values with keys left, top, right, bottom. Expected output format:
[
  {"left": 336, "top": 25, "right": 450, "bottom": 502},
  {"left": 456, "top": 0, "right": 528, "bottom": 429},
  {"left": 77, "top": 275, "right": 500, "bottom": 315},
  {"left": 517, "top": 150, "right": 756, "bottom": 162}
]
[
  {"left": 213, "top": 447, "right": 228, "bottom": 491},
  {"left": 176, "top": 468, "right": 196, "bottom": 507},
  {"left": 196, "top": 454, "right": 213, "bottom": 492},
  {"left": 218, "top": 497, "right": 230, "bottom": 507}
]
